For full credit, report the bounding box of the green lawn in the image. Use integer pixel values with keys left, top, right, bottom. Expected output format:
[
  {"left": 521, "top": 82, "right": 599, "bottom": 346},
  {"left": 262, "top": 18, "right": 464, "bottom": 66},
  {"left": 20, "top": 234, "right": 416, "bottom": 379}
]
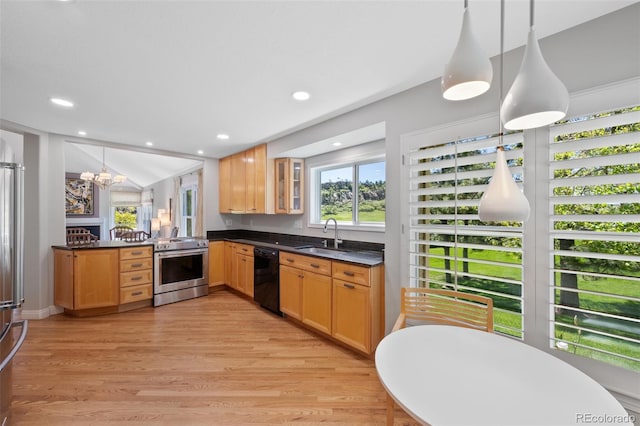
[{"left": 424, "top": 246, "right": 640, "bottom": 371}]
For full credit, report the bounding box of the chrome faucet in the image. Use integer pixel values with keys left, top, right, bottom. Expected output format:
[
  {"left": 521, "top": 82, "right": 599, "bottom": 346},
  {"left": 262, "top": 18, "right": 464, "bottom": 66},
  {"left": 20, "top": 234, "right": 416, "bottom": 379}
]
[{"left": 323, "top": 218, "right": 342, "bottom": 249}]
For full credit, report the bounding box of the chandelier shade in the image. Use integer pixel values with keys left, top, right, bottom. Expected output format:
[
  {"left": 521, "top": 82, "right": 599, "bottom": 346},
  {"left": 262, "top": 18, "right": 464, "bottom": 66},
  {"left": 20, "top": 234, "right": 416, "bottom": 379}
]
[
  {"left": 500, "top": 1, "right": 569, "bottom": 130},
  {"left": 478, "top": 147, "right": 530, "bottom": 222},
  {"left": 441, "top": 5, "right": 493, "bottom": 101},
  {"left": 80, "top": 147, "right": 126, "bottom": 190}
]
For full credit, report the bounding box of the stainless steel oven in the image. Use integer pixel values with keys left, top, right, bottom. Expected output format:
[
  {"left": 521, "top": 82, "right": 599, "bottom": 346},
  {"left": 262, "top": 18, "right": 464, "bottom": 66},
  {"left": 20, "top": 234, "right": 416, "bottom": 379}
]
[{"left": 153, "top": 238, "right": 209, "bottom": 306}]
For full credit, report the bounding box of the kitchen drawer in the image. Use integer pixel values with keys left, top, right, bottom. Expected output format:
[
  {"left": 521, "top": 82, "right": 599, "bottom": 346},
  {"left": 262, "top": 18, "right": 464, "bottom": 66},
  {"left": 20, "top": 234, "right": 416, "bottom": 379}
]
[
  {"left": 120, "top": 257, "right": 153, "bottom": 272},
  {"left": 120, "top": 283, "right": 152, "bottom": 304},
  {"left": 280, "top": 252, "right": 331, "bottom": 276},
  {"left": 235, "top": 243, "right": 254, "bottom": 257},
  {"left": 333, "top": 261, "right": 370, "bottom": 287},
  {"left": 120, "top": 269, "right": 153, "bottom": 287},
  {"left": 120, "top": 246, "right": 153, "bottom": 260}
]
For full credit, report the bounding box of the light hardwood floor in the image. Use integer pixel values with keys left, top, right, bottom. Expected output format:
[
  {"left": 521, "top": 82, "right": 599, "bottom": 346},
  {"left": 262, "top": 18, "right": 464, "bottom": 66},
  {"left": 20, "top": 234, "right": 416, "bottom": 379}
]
[{"left": 12, "top": 290, "right": 419, "bottom": 425}]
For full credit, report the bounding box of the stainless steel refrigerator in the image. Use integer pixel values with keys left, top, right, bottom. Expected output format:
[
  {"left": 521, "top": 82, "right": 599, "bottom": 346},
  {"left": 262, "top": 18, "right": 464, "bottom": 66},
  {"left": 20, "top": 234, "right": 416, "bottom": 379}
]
[{"left": 0, "top": 141, "right": 28, "bottom": 425}]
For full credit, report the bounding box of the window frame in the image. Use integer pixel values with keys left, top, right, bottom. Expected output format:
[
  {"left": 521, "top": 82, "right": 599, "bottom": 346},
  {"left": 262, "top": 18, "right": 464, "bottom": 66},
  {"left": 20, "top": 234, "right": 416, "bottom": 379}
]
[
  {"left": 309, "top": 155, "right": 386, "bottom": 231},
  {"left": 180, "top": 183, "right": 197, "bottom": 237},
  {"left": 400, "top": 78, "right": 640, "bottom": 407}
]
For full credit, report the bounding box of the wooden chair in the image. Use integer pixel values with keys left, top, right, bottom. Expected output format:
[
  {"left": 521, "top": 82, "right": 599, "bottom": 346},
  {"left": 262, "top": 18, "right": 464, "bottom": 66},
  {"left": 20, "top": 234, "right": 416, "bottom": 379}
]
[
  {"left": 66, "top": 227, "right": 98, "bottom": 245},
  {"left": 385, "top": 287, "right": 494, "bottom": 425},
  {"left": 110, "top": 225, "right": 133, "bottom": 240},
  {"left": 121, "top": 230, "right": 150, "bottom": 242}
]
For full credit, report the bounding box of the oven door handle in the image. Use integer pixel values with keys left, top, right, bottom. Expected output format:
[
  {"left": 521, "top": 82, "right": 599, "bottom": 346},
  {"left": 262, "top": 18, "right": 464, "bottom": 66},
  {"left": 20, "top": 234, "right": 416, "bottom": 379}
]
[{"left": 155, "top": 248, "right": 208, "bottom": 259}]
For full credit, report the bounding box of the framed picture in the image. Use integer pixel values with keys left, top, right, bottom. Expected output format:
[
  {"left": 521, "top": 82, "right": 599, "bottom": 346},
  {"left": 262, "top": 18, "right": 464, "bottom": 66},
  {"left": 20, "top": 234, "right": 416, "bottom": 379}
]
[{"left": 65, "top": 173, "right": 99, "bottom": 217}]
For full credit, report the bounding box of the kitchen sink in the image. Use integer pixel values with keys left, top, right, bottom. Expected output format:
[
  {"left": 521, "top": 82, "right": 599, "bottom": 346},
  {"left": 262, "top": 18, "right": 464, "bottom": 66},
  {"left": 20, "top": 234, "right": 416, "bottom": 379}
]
[
  {"left": 295, "top": 246, "right": 383, "bottom": 263},
  {"left": 295, "top": 247, "right": 344, "bottom": 257}
]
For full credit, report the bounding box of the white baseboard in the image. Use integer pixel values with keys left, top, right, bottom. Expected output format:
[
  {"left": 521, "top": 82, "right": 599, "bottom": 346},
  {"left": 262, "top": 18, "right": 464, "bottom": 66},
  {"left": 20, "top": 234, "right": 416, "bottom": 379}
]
[{"left": 18, "top": 305, "right": 63, "bottom": 320}]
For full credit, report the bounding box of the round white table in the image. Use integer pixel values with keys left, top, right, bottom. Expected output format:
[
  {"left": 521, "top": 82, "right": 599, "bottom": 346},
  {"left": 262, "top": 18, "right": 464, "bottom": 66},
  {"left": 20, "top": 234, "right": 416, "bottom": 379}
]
[{"left": 375, "top": 325, "right": 633, "bottom": 426}]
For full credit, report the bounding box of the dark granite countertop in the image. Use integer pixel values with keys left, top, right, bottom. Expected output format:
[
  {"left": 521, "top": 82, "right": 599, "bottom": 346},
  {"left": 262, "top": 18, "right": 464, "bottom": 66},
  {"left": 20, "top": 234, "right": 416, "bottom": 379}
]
[
  {"left": 52, "top": 240, "right": 154, "bottom": 250},
  {"left": 217, "top": 237, "right": 384, "bottom": 267}
]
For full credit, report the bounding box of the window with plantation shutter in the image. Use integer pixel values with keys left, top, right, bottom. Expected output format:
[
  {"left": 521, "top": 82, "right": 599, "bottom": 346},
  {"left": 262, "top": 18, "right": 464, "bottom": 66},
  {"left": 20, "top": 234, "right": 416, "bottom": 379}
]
[
  {"left": 549, "top": 106, "right": 640, "bottom": 372},
  {"left": 406, "top": 123, "right": 526, "bottom": 339}
]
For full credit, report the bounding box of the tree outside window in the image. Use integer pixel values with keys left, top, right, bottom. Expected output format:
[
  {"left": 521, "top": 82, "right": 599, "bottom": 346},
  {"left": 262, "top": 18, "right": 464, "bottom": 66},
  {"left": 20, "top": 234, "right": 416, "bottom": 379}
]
[{"left": 319, "top": 160, "right": 385, "bottom": 225}]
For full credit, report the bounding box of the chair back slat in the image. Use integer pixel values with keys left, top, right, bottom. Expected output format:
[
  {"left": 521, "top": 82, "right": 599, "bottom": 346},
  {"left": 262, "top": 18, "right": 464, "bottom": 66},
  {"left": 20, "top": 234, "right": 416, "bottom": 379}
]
[
  {"left": 399, "top": 287, "right": 493, "bottom": 332},
  {"left": 66, "top": 227, "right": 98, "bottom": 245}
]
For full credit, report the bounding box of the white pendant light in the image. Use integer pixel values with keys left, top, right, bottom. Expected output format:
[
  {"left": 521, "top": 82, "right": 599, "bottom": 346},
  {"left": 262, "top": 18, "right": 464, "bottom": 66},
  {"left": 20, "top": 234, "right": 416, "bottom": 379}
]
[
  {"left": 441, "top": 0, "right": 493, "bottom": 101},
  {"left": 478, "top": 0, "right": 530, "bottom": 223},
  {"left": 501, "top": 0, "right": 569, "bottom": 130},
  {"left": 478, "top": 147, "right": 530, "bottom": 222}
]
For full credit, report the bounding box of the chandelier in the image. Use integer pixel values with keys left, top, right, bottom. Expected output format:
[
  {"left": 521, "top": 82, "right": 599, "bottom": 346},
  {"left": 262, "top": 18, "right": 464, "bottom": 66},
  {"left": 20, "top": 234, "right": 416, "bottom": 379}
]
[{"left": 80, "top": 146, "right": 126, "bottom": 190}]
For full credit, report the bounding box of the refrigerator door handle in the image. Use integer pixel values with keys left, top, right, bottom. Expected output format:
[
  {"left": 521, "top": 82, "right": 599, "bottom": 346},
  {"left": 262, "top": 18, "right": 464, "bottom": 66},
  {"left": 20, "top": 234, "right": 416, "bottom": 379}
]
[
  {"left": 0, "top": 162, "right": 24, "bottom": 310},
  {"left": 0, "top": 320, "right": 28, "bottom": 372}
]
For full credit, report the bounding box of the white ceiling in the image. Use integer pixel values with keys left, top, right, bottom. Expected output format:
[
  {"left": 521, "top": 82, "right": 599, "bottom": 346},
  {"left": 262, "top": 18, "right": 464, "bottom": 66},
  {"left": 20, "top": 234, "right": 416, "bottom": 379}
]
[{"left": 0, "top": 0, "right": 635, "bottom": 161}]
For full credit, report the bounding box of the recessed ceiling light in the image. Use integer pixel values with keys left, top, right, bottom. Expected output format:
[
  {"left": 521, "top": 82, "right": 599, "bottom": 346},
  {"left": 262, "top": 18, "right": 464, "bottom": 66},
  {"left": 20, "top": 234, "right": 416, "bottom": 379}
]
[
  {"left": 50, "top": 97, "right": 74, "bottom": 107},
  {"left": 146, "top": 141, "right": 153, "bottom": 146},
  {"left": 292, "top": 91, "right": 310, "bottom": 101},
  {"left": 217, "top": 134, "right": 229, "bottom": 140},
  {"left": 197, "top": 150, "right": 204, "bottom": 155},
  {"left": 332, "top": 142, "right": 342, "bottom": 147},
  {"left": 77, "top": 130, "right": 87, "bottom": 136}
]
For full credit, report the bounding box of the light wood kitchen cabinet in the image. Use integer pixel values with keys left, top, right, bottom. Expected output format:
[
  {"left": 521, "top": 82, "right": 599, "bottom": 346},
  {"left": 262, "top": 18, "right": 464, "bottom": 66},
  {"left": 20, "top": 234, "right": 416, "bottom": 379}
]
[
  {"left": 119, "top": 246, "right": 153, "bottom": 304},
  {"left": 218, "top": 156, "right": 232, "bottom": 213},
  {"left": 229, "top": 242, "right": 254, "bottom": 297},
  {"left": 218, "top": 144, "right": 267, "bottom": 214},
  {"left": 279, "top": 252, "right": 332, "bottom": 334},
  {"left": 224, "top": 241, "right": 234, "bottom": 285},
  {"left": 275, "top": 158, "right": 304, "bottom": 214},
  {"left": 332, "top": 261, "right": 384, "bottom": 354},
  {"left": 279, "top": 264, "right": 303, "bottom": 320},
  {"left": 208, "top": 241, "right": 225, "bottom": 286},
  {"left": 245, "top": 144, "right": 266, "bottom": 214},
  {"left": 230, "top": 152, "right": 246, "bottom": 212},
  {"left": 54, "top": 248, "right": 120, "bottom": 311}
]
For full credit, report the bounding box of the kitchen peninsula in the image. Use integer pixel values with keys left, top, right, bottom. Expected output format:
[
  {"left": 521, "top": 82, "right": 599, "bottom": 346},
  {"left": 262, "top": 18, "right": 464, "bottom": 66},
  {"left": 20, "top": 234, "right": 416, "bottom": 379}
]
[{"left": 53, "top": 240, "right": 154, "bottom": 317}]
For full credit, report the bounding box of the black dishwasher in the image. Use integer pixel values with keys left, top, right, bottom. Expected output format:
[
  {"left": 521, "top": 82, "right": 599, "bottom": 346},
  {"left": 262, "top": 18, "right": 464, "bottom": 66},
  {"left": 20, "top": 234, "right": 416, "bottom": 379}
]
[{"left": 253, "top": 247, "right": 281, "bottom": 315}]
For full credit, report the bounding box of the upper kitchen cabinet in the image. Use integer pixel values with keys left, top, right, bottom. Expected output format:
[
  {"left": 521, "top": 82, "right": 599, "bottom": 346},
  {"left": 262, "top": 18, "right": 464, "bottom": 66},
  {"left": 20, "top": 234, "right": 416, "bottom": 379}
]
[
  {"left": 275, "top": 158, "right": 304, "bottom": 214},
  {"left": 245, "top": 144, "right": 266, "bottom": 214},
  {"left": 218, "top": 144, "right": 266, "bottom": 214}
]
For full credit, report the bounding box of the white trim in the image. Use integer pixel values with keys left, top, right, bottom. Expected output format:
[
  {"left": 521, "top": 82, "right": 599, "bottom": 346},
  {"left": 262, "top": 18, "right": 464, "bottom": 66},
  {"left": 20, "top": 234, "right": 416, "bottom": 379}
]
[{"left": 17, "top": 305, "right": 61, "bottom": 320}]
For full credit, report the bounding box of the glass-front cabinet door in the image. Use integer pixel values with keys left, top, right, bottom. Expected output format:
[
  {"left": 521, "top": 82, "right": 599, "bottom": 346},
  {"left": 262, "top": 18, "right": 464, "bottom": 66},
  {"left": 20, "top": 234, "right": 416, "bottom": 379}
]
[{"left": 275, "top": 158, "right": 304, "bottom": 214}]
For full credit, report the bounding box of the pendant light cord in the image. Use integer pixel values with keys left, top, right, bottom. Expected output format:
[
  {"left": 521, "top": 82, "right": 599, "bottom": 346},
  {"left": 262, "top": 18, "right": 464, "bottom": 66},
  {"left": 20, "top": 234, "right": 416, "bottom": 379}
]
[
  {"left": 498, "top": 0, "right": 505, "bottom": 150},
  {"left": 530, "top": 0, "right": 535, "bottom": 29}
]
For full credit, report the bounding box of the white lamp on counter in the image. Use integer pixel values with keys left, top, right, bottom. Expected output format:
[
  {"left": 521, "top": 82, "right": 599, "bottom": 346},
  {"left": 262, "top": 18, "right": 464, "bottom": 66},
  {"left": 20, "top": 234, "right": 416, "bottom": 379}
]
[{"left": 151, "top": 218, "right": 161, "bottom": 238}]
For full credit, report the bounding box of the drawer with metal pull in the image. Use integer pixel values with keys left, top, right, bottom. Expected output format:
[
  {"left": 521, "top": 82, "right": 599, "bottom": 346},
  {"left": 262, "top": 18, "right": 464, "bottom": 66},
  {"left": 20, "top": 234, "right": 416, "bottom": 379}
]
[
  {"left": 120, "top": 283, "right": 152, "bottom": 304},
  {"left": 279, "top": 252, "right": 331, "bottom": 276},
  {"left": 120, "top": 270, "right": 153, "bottom": 287},
  {"left": 332, "top": 261, "right": 370, "bottom": 287}
]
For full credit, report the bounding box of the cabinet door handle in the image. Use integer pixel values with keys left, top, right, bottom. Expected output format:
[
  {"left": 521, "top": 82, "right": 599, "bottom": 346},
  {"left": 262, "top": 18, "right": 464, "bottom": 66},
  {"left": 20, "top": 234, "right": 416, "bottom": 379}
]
[
  {"left": 131, "top": 291, "right": 143, "bottom": 296},
  {"left": 131, "top": 251, "right": 143, "bottom": 256},
  {"left": 131, "top": 276, "right": 143, "bottom": 281},
  {"left": 286, "top": 258, "right": 294, "bottom": 263},
  {"left": 343, "top": 271, "right": 355, "bottom": 277},
  {"left": 242, "top": 248, "right": 248, "bottom": 252},
  {"left": 310, "top": 263, "right": 320, "bottom": 269},
  {"left": 298, "top": 275, "right": 304, "bottom": 279},
  {"left": 131, "top": 263, "right": 143, "bottom": 268},
  {"left": 343, "top": 283, "right": 355, "bottom": 289}
]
